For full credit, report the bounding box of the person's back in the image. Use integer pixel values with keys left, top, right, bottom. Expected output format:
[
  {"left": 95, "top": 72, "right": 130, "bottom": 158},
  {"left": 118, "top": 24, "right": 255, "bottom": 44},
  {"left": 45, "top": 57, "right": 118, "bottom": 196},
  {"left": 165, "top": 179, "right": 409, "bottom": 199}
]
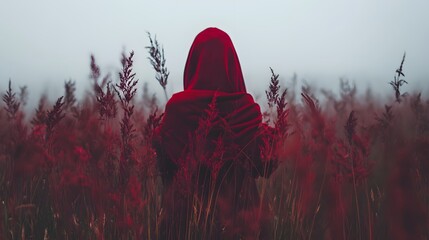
[{"left": 153, "top": 27, "right": 278, "bottom": 240}]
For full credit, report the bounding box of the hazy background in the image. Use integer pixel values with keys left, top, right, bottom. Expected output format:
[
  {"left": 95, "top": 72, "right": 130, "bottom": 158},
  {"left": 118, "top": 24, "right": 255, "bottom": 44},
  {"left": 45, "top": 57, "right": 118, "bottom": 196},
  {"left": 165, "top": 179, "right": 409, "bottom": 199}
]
[{"left": 1, "top": 0, "right": 428, "bottom": 110}]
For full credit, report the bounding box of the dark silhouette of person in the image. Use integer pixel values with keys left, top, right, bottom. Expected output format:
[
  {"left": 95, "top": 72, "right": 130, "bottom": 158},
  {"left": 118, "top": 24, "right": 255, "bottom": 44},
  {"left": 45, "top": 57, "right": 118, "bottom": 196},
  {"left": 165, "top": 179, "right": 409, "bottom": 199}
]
[{"left": 153, "top": 27, "right": 278, "bottom": 240}]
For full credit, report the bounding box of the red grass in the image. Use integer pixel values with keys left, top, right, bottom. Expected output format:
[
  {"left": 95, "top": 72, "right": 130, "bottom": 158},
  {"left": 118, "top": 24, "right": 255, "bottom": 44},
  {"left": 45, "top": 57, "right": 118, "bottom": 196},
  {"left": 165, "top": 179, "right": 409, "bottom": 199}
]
[{"left": 0, "top": 50, "right": 428, "bottom": 239}]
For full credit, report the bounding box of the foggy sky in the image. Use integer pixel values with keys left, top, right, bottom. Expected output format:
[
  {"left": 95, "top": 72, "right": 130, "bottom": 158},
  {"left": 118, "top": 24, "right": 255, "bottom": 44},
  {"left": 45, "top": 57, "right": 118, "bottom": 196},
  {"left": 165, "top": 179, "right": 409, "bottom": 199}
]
[{"left": 1, "top": 0, "right": 428, "bottom": 110}]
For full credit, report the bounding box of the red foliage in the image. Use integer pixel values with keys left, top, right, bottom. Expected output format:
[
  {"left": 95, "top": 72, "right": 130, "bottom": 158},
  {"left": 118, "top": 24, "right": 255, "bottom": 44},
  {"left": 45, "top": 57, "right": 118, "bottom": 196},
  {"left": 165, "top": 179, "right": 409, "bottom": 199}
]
[{"left": 0, "top": 41, "right": 427, "bottom": 240}]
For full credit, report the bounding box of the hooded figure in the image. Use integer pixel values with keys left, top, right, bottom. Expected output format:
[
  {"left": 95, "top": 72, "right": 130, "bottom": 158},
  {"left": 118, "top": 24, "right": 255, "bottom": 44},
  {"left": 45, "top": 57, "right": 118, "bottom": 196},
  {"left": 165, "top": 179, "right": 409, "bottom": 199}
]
[{"left": 153, "top": 28, "right": 277, "bottom": 240}]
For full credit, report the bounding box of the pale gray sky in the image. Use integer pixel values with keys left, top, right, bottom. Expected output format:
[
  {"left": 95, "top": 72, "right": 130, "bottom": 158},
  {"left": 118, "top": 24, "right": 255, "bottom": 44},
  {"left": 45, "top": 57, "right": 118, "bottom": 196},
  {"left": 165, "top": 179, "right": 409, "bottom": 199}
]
[{"left": 1, "top": 0, "right": 428, "bottom": 109}]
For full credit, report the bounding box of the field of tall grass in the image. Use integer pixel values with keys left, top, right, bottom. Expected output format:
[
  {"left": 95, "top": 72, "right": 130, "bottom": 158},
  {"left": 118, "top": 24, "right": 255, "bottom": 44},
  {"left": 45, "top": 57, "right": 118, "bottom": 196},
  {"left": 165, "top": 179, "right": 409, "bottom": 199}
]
[{"left": 1, "top": 37, "right": 428, "bottom": 240}]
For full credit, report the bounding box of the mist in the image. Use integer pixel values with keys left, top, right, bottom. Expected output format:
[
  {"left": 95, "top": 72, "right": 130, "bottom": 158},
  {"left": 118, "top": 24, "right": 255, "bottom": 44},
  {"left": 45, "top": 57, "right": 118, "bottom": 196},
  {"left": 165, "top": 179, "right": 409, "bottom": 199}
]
[{"left": 1, "top": 0, "right": 428, "bottom": 111}]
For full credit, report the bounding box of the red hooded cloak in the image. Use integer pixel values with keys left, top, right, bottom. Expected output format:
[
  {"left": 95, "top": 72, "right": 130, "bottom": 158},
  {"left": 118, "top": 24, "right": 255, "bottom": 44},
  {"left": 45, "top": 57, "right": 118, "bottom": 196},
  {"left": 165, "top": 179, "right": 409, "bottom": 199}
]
[{"left": 153, "top": 27, "right": 276, "bottom": 239}]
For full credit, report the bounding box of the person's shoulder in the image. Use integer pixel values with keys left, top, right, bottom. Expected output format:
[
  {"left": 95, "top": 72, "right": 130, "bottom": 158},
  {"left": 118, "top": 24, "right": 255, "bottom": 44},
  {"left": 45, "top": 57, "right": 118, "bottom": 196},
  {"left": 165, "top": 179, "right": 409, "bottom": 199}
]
[
  {"left": 165, "top": 91, "right": 186, "bottom": 109},
  {"left": 164, "top": 90, "right": 205, "bottom": 113},
  {"left": 242, "top": 92, "right": 255, "bottom": 100},
  {"left": 167, "top": 90, "right": 216, "bottom": 106}
]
